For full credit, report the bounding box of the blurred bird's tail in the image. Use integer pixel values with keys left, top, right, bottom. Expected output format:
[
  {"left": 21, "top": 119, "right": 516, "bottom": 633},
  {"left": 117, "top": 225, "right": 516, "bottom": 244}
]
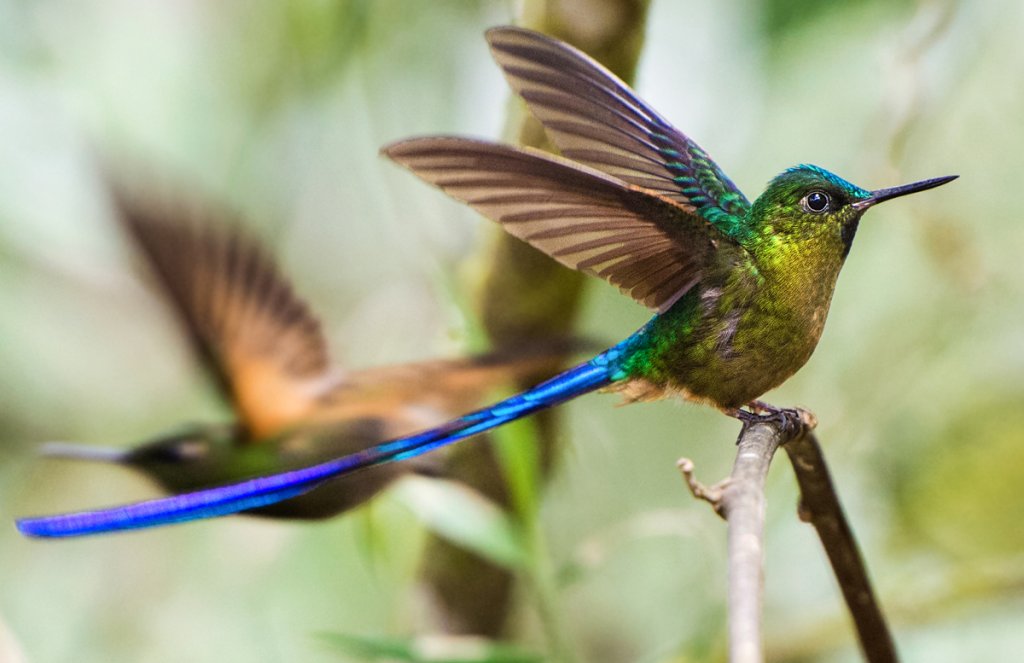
[{"left": 16, "top": 344, "right": 628, "bottom": 538}]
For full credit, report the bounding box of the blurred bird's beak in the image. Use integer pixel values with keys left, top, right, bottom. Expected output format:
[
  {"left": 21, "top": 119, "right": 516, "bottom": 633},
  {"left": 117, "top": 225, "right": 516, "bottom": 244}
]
[
  {"left": 852, "top": 174, "right": 958, "bottom": 211},
  {"left": 40, "top": 442, "right": 129, "bottom": 464}
]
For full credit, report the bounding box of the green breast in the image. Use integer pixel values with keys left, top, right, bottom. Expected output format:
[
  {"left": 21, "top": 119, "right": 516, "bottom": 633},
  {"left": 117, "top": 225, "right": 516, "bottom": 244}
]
[{"left": 621, "top": 240, "right": 844, "bottom": 409}]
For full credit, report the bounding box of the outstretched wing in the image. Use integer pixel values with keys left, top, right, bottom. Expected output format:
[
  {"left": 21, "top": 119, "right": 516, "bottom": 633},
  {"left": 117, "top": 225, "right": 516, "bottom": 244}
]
[
  {"left": 383, "top": 137, "right": 739, "bottom": 312},
  {"left": 111, "top": 180, "right": 337, "bottom": 439},
  {"left": 486, "top": 26, "right": 750, "bottom": 232}
]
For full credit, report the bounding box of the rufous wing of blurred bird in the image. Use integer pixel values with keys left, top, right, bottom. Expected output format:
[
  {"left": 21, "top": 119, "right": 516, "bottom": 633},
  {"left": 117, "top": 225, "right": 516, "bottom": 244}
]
[{"left": 39, "top": 171, "right": 584, "bottom": 519}]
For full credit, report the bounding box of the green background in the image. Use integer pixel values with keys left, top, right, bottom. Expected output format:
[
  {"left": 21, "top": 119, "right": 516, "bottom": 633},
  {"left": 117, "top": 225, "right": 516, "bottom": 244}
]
[{"left": 1, "top": 0, "right": 1021, "bottom": 661}]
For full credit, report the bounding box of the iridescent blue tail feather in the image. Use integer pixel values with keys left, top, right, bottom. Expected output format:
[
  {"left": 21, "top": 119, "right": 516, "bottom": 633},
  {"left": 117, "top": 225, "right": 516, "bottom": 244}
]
[{"left": 16, "top": 347, "right": 625, "bottom": 538}]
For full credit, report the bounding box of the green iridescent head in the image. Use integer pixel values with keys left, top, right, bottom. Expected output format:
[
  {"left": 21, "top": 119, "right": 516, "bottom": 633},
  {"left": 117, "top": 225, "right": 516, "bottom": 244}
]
[{"left": 749, "top": 165, "right": 957, "bottom": 258}]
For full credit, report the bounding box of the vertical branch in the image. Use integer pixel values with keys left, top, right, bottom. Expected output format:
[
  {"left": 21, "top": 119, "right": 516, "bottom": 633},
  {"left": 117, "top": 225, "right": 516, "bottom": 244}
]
[
  {"left": 719, "top": 424, "right": 784, "bottom": 663},
  {"left": 682, "top": 421, "right": 793, "bottom": 662},
  {"left": 416, "top": 0, "right": 652, "bottom": 642}
]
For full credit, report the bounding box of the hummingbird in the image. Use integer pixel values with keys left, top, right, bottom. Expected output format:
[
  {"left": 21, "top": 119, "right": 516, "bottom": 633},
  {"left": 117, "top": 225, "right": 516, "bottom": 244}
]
[
  {"left": 24, "top": 171, "right": 585, "bottom": 521},
  {"left": 16, "top": 26, "right": 955, "bottom": 538}
]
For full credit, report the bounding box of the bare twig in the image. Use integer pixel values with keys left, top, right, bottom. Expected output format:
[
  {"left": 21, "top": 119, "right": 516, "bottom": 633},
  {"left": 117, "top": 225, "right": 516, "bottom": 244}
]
[
  {"left": 784, "top": 432, "right": 899, "bottom": 663},
  {"left": 685, "top": 410, "right": 898, "bottom": 663},
  {"left": 717, "top": 422, "right": 786, "bottom": 663},
  {"left": 677, "top": 457, "right": 728, "bottom": 516},
  {"left": 683, "top": 421, "right": 791, "bottom": 662}
]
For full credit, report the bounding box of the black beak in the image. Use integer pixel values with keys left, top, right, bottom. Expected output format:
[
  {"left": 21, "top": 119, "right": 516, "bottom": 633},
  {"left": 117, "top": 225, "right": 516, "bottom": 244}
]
[
  {"left": 40, "top": 442, "right": 130, "bottom": 463},
  {"left": 852, "top": 174, "right": 958, "bottom": 211}
]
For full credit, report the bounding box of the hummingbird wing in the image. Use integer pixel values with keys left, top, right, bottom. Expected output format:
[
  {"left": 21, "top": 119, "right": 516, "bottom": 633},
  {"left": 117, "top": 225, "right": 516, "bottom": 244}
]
[
  {"left": 383, "top": 137, "right": 742, "bottom": 312},
  {"left": 111, "top": 182, "right": 337, "bottom": 439},
  {"left": 486, "top": 26, "right": 751, "bottom": 232}
]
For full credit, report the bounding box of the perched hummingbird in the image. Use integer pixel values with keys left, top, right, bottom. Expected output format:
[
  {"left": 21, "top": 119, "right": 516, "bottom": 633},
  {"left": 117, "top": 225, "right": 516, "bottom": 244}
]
[
  {"left": 17, "top": 27, "right": 955, "bottom": 537},
  {"left": 26, "top": 173, "right": 584, "bottom": 520}
]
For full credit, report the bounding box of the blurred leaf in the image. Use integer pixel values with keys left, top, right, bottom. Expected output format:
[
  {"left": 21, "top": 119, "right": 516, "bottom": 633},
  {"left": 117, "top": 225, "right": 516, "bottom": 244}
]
[
  {"left": 391, "top": 476, "right": 527, "bottom": 570},
  {"left": 319, "top": 633, "right": 542, "bottom": 662},
  {"left": 492, "top": 417, "right": 543, "bottom": 520}
]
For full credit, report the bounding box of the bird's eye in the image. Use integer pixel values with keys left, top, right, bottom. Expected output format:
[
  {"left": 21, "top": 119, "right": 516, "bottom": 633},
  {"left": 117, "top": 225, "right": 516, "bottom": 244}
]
[
  {"left": 175, "top": 440, "right": 207, "bottom": 461},
  {"left": 152, "top": 440, "right": 206, "bottom": 463},
  {"left": 802, "top": 191, "right": 831, "bottom": 213}
]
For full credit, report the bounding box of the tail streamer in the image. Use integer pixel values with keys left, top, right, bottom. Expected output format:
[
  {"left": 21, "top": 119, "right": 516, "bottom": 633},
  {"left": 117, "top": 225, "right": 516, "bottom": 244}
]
[{"left": 17, "top": 348, "right": 624, "bottom": 538}]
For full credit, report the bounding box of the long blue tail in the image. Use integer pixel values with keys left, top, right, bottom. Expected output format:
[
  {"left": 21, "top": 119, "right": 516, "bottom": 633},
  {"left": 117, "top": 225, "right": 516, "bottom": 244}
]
[{"left": 17, "top": 346, "right": 626, "bottom": 538}]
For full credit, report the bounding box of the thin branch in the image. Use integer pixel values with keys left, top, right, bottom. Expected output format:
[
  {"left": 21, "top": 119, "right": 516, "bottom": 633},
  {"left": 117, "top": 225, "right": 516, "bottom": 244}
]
[
  {"left": 677, "top": 457, "right": 727, "bottom": 516},
  {"left": 718, "top": 422, "right": 785, "bottom": 663},
  {"left": 684, "top": 411, "right": 898, "bottom": 663},
  {"left": 784, "top": 432, "right": 899, "bottom": 663},
  {"left": 682, "top": 421, "right": 792, "bottom": 662}
]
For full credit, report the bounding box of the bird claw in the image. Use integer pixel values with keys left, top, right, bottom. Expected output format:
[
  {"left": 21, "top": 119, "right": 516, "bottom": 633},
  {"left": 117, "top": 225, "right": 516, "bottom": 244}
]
[{"left": 729, "top": 403, "right": 810, "bottom": 443}]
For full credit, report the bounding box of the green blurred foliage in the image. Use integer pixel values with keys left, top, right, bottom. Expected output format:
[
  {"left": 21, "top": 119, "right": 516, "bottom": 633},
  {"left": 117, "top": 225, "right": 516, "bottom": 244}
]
[
  {"left": 884, "top": 395, "right": 1024, "bottom": 559},
  {"left": 1, "top": 0, "right": 1022, "bottom": 662},
  {"left": 758, "top": 0, "right": 914, "bottom": 48},
  {"left": 391, "top": 476, "right": 527, "bottom": 571}
]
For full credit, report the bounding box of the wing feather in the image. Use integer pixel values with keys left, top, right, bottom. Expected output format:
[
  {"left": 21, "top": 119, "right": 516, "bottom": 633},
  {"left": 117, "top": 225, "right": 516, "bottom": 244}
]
[
  {"left": 383, "top": 137, "right": 739, "bottom": 311},
  {"left": 486, "top": 26, "right": 751, "bottom": 229},
  {"left": 110, "top": 180, "right": 337, "bottom": 439}
]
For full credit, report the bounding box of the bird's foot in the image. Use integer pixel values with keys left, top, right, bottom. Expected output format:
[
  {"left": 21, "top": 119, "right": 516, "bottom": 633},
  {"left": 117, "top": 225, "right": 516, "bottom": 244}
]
[{"left": 726, "top": 402, "right": 812, "bottom": 443}]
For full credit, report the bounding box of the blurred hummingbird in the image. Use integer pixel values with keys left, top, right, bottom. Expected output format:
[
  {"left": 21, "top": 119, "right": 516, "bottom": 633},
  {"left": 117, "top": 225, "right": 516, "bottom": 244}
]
[
  {"left": 25, "top": 172, "right": 583, "bottom": 521},
  {"left": 17, "top": 26, "right": 955, "bottom": 537}
]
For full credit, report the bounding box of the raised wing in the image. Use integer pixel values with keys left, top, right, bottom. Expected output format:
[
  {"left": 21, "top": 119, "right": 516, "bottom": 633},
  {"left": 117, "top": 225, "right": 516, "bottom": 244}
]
[
  {"left": 383, "top": 137, "right": 736, "bottom": 312},
  {"left": 111, "top": 181, "right": 337, "bottom": 439},
  {"left": 486, "top": 26, "right": 750, "bottom": 232}
]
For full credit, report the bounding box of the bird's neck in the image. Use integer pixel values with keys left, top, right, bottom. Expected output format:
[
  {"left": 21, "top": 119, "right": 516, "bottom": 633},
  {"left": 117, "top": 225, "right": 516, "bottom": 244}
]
[{"left": 741, "top": 222, "right": 847, "bottom": 345}]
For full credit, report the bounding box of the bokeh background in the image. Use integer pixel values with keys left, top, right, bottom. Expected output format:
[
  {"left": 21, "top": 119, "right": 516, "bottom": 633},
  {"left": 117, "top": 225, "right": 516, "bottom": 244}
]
[{"left": 1, "top": 0, "right": 1022, "bottom": 661}]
